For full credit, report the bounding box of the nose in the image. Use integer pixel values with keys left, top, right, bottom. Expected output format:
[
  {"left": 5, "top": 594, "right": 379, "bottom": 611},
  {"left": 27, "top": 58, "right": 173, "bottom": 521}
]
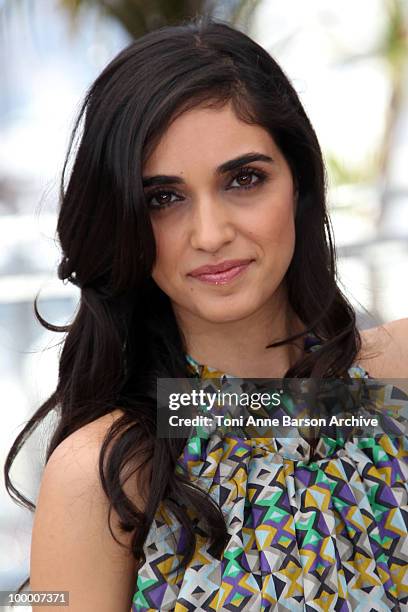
[{"left": 190, "top": 195, "right": 236, "bottom": 252}]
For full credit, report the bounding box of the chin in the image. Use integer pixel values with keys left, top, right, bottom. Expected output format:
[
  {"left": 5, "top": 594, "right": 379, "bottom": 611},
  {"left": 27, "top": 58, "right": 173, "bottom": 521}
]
[{"left": 194, "top": 300, "right": 257, "bottom": 323}]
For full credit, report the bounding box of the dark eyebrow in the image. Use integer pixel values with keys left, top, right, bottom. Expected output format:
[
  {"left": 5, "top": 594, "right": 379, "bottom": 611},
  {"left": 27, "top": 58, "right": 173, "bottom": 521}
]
[
  {"left": 216, "top": 152, "right": 274, "bottom": 174},
  {"left": 142, "top": 174, "right": 184, "bottom": 188},
  {"left": 142, "top": 152, "right": 274, "bottom": 188}
]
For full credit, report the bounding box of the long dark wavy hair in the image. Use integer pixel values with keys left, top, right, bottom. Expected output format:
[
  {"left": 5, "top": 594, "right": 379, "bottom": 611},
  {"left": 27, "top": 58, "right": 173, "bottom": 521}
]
[{"left": 5, "top": 16, "right": 362, "bottom": 592}]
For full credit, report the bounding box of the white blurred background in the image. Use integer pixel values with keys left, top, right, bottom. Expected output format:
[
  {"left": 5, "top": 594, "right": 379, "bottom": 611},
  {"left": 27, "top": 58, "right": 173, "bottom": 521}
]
[{"left": 0, "top": 0, "right": 407, "bottom": 598}]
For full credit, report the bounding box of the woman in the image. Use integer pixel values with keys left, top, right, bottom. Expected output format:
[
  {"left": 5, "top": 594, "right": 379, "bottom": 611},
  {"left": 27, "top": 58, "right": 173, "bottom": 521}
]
[{"left": 5, "top": 17, "right": 408, "bottom": 611}]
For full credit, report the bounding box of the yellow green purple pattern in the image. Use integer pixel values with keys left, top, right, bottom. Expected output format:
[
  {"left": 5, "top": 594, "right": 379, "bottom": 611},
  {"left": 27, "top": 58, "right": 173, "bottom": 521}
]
[{"left": 132, "top": 335, "right": 408, "bottom": 611}]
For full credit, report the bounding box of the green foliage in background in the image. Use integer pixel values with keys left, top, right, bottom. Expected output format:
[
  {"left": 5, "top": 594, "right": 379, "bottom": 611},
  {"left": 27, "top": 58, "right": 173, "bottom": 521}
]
[
  {"left": 327, "top": 0, "right": 408, "bottom": 187},
  {"left": 10, "top": 0, "right": 260, "bottom": 38}
]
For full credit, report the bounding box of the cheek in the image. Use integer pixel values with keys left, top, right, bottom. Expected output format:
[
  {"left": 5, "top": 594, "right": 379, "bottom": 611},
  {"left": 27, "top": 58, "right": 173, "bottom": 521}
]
[
  {"left": 150, "top": 220, "right": 182, "bottom": 280},
  {"left": 150, "top": 221, "right": 166, "bottom": 278},
  {"left": 249, "top": 200, "right": 296, "bottom": 248}
]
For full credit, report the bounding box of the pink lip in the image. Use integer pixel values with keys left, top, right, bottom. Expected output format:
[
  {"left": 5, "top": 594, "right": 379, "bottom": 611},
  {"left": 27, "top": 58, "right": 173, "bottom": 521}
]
[
  {"left": 189, "top": 258, "right": 254, "bottom": 276},
  {"left": 189, "top": 260, "right": 253, "bottom": 285}
]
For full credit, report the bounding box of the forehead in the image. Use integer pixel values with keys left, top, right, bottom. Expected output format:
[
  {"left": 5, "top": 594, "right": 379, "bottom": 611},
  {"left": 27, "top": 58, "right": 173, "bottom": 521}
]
[{"left": 143, "top": 102, "right": 282, "bottom": 175}]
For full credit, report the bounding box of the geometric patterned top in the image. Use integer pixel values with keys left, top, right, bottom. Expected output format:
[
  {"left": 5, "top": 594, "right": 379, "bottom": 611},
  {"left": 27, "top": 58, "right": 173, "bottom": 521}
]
[{"left": 132, "top": 333, "right": 408, "bottom": 611}]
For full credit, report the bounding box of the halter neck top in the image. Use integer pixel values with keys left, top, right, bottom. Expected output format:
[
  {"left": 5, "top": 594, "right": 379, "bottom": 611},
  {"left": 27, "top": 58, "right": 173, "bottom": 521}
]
[{"left": 132, "top": 334, "right": 408, "bottom": 611}]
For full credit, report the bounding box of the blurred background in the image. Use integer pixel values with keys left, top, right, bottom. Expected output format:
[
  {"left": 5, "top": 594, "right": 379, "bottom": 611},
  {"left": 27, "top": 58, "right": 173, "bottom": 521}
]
[{"left": 0, "top": 0, "right": 407, "bottom": 600}]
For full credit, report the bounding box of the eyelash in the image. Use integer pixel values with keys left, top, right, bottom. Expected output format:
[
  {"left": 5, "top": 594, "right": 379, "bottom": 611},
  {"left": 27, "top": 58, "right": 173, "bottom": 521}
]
[{"left": 145, "top": 166, "right": 267, "bottom": 210}]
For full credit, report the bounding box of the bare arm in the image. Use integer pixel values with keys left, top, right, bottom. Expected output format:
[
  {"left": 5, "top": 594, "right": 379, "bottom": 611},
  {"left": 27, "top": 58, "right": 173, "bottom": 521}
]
[
  {"left": 30, "top": 410, "right": 144, "bottom": 611},
  {"left": 359, "top": 317, "right": 408, "bottom": 380}
]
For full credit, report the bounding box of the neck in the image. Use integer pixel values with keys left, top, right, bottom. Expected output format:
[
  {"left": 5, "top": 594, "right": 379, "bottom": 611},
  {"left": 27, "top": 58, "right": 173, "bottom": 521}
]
[{"left": 173, "top": 285, "right": 306, "bottom": 378}]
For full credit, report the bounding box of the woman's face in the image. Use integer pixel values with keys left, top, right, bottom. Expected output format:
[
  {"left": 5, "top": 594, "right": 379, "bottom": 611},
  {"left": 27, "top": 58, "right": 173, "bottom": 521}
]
[{"left": 142, "top": 101, "right": 297, "bottom": 325}]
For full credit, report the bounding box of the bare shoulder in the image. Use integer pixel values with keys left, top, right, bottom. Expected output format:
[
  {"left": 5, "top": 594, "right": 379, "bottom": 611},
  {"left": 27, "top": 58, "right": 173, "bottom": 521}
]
[
  {"left": 357, "top": 317, "right": 408, "bottom": 378},
  {"left": 30, "top": 408, "right": 146, "bottom": 611}
]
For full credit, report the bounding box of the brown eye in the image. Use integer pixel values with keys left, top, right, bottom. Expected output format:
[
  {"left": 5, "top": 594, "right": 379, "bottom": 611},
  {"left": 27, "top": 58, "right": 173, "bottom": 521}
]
[
  {"left": 229, "top": 167, "right": 266, "bottom": 191},
  {"left": 236, "top": 172, "right": 253, "bottom": 186},
  {"left": 155, "top": 193, "right": 172, "bottom": 205},
  {"left": 146, "top": 190, "right": 183, "bottom": 209}
]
